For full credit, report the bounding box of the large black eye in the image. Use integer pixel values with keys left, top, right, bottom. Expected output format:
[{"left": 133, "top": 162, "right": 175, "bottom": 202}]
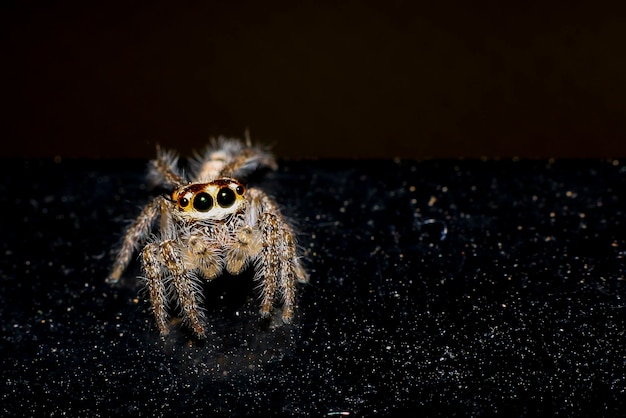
[
  {"left": 217, "top": 187, "right": 236, "bottom": 208},
  {"left": 193, "top": 192, "right": 213, "bottom": 212}
]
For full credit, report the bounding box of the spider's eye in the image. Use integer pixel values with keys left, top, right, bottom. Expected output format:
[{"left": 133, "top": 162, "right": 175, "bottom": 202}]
[
  {"left": 217, "top": 187, "right": 236, "bottom": 208},
  {"left": 193, "top": 192, "right": 213, "bottom": 212},
  {"left": 235, "top": 185, "right": 245, "bottom": 195},
  {"left": 179, "top": 197, "right": 189, "bottom": 208}
]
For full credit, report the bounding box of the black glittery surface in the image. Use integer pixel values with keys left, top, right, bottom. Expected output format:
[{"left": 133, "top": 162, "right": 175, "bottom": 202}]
[{"left": 1, "top": 158, "right": 624, "bottom": 417}]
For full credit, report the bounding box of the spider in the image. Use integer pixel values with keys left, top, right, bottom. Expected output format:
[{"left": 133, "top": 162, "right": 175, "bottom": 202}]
[{"left": 107, "top": 137, "right": 308, "bottom": 338}]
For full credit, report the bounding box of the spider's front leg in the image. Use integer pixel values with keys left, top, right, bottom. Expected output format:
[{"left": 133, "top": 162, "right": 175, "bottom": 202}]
[
  {"left": 255, "top": 207, "right": 308, "bottom": 324},
  {"left": 107, "top": 198, "right": 164, "bottom": 284},
  {"left": 142, "top": 240, "right": 206, "bottom": 337},
  {"left": 141, "top": 242, "right": 170, "bottom": 335}
]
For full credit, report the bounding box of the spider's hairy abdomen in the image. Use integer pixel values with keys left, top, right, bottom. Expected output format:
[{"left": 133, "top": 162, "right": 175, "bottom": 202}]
[{"left": 190, "top": 136, "right": 278, "bottom": 182}]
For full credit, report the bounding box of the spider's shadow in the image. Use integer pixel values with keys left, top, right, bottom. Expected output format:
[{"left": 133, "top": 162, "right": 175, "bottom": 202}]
[
  {"left": 200, "top": 268, "right": 258, "bottom": 320},
  {"left": 162, "top": 267, "right": 296, "bottom": 358},
  {"left": 195, "top": 267, "right": 285, "bottom": 340}
]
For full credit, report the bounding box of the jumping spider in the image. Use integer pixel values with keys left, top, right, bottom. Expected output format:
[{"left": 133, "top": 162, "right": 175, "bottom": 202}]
[{"left": 107, "top": 137, "right": 308, "bottom": 338}]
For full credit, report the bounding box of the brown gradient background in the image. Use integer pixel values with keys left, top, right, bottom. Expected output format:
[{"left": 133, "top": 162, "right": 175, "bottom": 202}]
[{"left": 2, "top": 1, "right": 626, "bottom": 159}]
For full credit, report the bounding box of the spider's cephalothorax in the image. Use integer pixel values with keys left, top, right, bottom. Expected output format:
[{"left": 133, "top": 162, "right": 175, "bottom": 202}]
[{"left": 107, "top": 137, "right": 308, "bottom": 338}]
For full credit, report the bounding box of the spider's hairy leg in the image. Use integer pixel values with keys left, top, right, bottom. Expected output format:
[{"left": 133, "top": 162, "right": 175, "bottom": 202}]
[
  {"left": 247, "top": 188, "right": 307, "bottom": 322},
  {"left": 226, "top": 225, "right": 263, "bottom": 275},
  {"left": 142, "top": 243, "right": 170, "bottom": 336},
  {"left": 278, "top": 227, "right": 297, "bottom": 323},
  {"left": 264, "top": 216, "right": 305, "bottom": 323},
  {"left": 258, "top": 212, "right": 280, "bottom": 320},
  {"left": 107, "top": 197, "right": 163, "bottom": 284},
  {"left": 160, "top": 240, "right": 206, "bottom": 337},
  {"left": 187, "top": 235, "right": 222, "bottom": 280},
  {"left": 148, "top": 145, "right": 187, "bottom": 188}
]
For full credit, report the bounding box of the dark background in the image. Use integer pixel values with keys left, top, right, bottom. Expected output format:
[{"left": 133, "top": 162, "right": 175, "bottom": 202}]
[{"left": 2, "top": 0, "right": 626, "bottom": 159}]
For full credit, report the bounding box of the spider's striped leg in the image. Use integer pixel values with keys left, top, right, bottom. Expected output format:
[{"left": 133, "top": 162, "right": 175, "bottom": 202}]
[
  {"left": 258, "top": 212, "right": 280, "bottom": 319},
  {"left": 160, "top": 240, "right": 206, "bottom": 337},
  {"left": 141, "top": 242, "right": 170, "bottom": 336},
  {"left": 108, "top": 197, "right": 163, "bottom": 284},
  {"left": 277, "top": 227, "right": 297, "bottom": 323},
  {"left": 256, "top": 212, "right": 301, "bottom": 323},
  {"left": 248, "top": 187, "right": 307, "bottom": 323}
]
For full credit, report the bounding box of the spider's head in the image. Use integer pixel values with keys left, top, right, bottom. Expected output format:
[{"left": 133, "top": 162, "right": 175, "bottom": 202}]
[{"left": 171, "top": 178, "right": 246, "bottom": 220}]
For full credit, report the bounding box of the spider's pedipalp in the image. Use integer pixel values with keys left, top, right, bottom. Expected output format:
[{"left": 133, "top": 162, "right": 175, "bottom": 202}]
[
  {"left": 226, "top": 225, "right": 263, "bottom": 275},
  {"left": 186, "top": 235, "right": 222, "bottom": 280}
]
